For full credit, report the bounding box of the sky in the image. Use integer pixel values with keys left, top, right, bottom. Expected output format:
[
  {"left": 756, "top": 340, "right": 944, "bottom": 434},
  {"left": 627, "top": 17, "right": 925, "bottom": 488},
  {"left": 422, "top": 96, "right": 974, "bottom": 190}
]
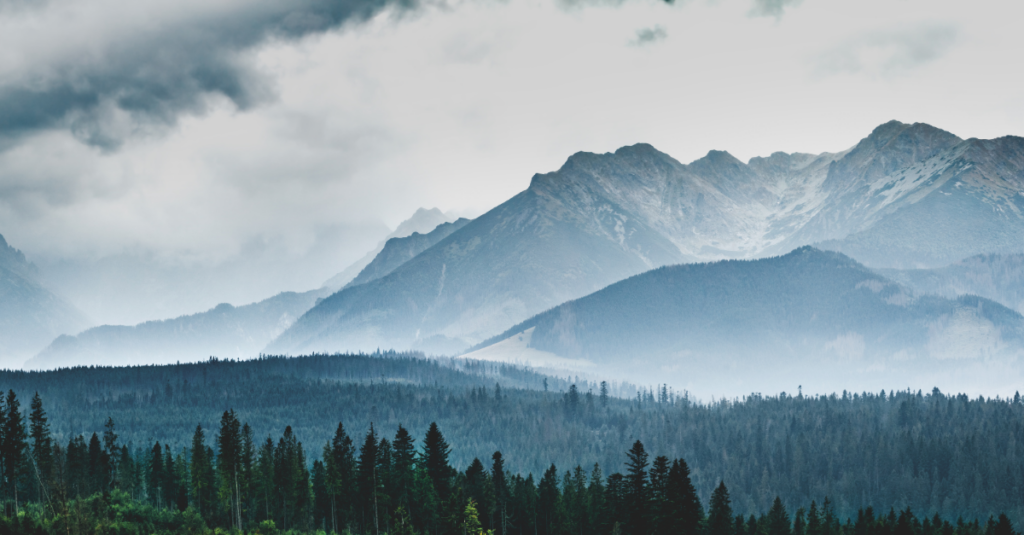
[{"left": 0, "top": 0, "right": 1021, "bottom": 322}]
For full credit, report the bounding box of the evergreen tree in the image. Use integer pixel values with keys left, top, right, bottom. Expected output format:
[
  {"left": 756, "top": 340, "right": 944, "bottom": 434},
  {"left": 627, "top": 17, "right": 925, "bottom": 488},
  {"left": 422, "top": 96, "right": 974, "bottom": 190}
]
[
  {"left": 216, "top": 409, "right": 243, "bottom": 530},
  {"left": 624, "top": 440, "right": 650, "bottom": 535},
  {"left": 708, "top": 481, "right": 734, "bottom": 535},
  {"left": 357, "top": 424, "right": 381, "bottom": 534},
  {"left": 492, "top": 451, "right": 509, "bottom": 535},
  {"left": 148, "top": 441, "right": 164, "bottom": 507},
  {"left": 325, "top": 422, "right": 356, "bottom": 533},
  {"left": 649, "top": 455, "right": 670, "bottom": 534},
  {"left": 768, "top": 496, "right": 791, "bottom": 535},
  {"left": 666, "top": 458, "right": 704, "bottom": 535},
  {"left": 423, "top": 422, "right": 453, "bottom": 501},
  {"left": 2, "top": 390, "right": 27, "bottom": 510},
  {"left": 27, "top": 392, "right": 52, "bottom": 502},
  {"left": 190, "top": 425, "right": 215, "bottom": 519}
]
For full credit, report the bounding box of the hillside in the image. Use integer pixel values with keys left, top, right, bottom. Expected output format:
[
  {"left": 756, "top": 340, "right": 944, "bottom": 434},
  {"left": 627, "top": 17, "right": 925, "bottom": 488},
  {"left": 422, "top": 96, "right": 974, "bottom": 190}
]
[
  {"left": 3, "top": 354, "right": 1024, "bottom": 525},
  {"left": 469, "top": 247, "right": 1024, "bottom": 396},
  {"left": 26, "top": 287, "right": 331, "bottom": 369},
  {"left": 880, "top": 253, "right": 1024, "bottom": 313},
  {"left": 0, "top": 233, "right": 90, "bottom": 367}
]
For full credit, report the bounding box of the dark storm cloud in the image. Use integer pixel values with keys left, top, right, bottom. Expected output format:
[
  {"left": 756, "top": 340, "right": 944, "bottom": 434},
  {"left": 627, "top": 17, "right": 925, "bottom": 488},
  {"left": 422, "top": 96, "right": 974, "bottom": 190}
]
[{"left": 0, "top": 0, "right": 416, "bottom": 150}]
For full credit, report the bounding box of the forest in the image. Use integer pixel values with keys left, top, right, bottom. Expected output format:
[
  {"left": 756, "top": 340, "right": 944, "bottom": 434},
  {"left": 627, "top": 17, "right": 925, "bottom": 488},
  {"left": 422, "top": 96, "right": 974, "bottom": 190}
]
[
  {"left": 1, "top": 353, "right": 1024, "bottom": 530},
  {"left": 0, "top": 391, "right": 1018, "bottom": 535}
]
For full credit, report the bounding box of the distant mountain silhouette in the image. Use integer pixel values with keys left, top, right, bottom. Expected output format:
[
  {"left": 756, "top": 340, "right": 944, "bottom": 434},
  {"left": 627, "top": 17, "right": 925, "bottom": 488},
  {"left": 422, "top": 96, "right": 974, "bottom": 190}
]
[{"left": 0, "top": 233, "right": 89, "bottom": 367}]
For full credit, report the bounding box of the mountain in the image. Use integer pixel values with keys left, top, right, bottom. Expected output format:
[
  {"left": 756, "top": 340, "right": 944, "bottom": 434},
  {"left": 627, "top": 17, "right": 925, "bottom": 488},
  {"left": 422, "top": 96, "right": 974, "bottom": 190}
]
[
  {"left": 467, "top": 247, "right": 1024, "bottom": 395},
  {"left": 345, "top": 218, "right": 471, "bottom": 289},
  {"left": 25, "top": 215, "right": 468, "bottom": 369},
  {"left": 793, "top": 123, "right": 1024, "bottom": 267},
  {"left": 879, "top": 253, "right": 1024, "bottom": 313},
  {"left": 269, "top": 143, "right": 710, "bottom": 355},
  {"left": 26, "top": 288, "right": 330, "bottom": 369},
  {"left": 0, "top": 233, "right": 90, "bottom": 367},
  {"left": 269, "top": 122, "right": 1024, "bottom": 356},
  {"left": 322, "top": 207, "right": 455, "bottom": 291}
]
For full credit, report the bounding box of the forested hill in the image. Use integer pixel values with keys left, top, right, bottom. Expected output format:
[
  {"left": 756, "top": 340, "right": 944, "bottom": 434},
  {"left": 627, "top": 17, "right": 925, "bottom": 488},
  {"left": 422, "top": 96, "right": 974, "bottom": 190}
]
[
  {"left": 471, "top": 247, "right": 1024, "bottom": 396},
  {"left": 3, "top": 353, "right": 1024, "bottom": 525}
]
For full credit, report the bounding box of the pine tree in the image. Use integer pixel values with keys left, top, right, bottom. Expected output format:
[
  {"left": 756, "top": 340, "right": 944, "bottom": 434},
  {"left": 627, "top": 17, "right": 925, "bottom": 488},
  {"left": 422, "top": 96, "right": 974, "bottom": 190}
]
[
  {"left": 190, "top": 424, "right": 215, "bottom": 519},
  {"left": 216, "top": 409, "right": 243, "bottom": 530},
  {"left": 768, "top": 496, "right": 791, "bottom": 535},
  {"left": 649, "top": 455, "right": 670, "bottom": 533},
  {"left": 357, "top": 424, "right": 381, "bottom": 534},
  {"left": 423, "top": 422, "right": 453, "bottom": 501},
  {"left": 708, "top": 481, "right": 734, "bottom": 535},
  {"left": 666, "top": 458, "right": 704, "bottom": 535},
  {"left": 492, "top": 451, "right": 509, "bottom": 535},
  {"left": 148, "top": 441, "right": 164, "bottom": 507},
  {"left": 624, "top": 440, "right": 650, "bottom": 535},
  {"left": 28, "top": 392, "right": 52, "bottom": 502},
  {"left": 325, "top": 422, "right": 356, "bottom": 533},
  {"left": 2, "top": 390, "right": 27, "bottom": 511},
  {"left": 102, "top": 417, "right": 118, "bottom": 489}
]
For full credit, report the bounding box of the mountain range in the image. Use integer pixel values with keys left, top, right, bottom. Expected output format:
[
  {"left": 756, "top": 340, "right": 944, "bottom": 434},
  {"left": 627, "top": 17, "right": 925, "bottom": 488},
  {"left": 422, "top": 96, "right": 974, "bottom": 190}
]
[
  {"left": 269, "top": 121, "right": 1024, "bottom": 358},
  {"left": 26, "top": 212, "right": 471, "bottom": 368}
]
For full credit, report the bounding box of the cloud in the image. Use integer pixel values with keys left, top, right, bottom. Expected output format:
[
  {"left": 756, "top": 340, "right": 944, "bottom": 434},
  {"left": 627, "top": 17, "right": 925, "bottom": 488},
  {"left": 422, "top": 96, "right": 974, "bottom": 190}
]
[
  {"left": 815, "top": 25, "right": 958, "bottom": 77},
  {"left": 748, "top": 0, "right": 802, "bottom": 18},
  {"left": 0, "top": 0, "right": 416, "bottom": 151},
  {"left": 631, "top": 25, "right": 667, "bottom": 46}
]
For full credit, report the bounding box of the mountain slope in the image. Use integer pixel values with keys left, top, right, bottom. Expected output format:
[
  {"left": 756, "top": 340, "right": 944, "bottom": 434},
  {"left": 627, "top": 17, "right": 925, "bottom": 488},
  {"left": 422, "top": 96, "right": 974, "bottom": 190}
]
[
  {"left": 468, "top": 247, "right": 1024, "bottom": 394},
  {"left": 26, "top": 288, "right": 330, "bottom": 369},
  {"left": 879, "top": 253, "right": 1024, "bottom": 313},
  {"left": 270, "top": 144, "right": 707, "bottom": 355},
  {"left": 0, "top": 234, "right": 90, "bottom": 367},
  {"left": 322, "top": 207, "right": 455, "bottom": 291},
  {"left": 815, "top": 134, "right": 1024, "bottom": 267},
  {"left": 345, "top": 218, "right": 471, "bottom": 289}
]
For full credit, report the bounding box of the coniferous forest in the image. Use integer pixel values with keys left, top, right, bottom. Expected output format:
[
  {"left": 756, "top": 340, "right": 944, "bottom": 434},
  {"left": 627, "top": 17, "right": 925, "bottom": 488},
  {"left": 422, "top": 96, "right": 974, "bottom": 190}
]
[{"left": 0, "top": 353, "right": 1022, "bottom": 534}]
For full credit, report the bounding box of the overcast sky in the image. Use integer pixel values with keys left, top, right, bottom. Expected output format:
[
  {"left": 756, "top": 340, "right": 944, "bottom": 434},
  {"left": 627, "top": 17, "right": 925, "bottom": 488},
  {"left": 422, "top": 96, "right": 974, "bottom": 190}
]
[{"left": 0, "top": 0, "right": 1021, "bottom": 274}]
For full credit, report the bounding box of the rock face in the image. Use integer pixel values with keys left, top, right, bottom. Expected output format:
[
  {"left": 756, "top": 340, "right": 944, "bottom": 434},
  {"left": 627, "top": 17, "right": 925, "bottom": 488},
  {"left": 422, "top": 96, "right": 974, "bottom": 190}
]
[
  {"left": 0, "top": 234, "right": 90, "bottom": 367},
  {"left": 269, "top": 121, "right": 1024, "bottom": 356},
  {"left": 27, "top": 288, "right": 329, "bottom": 369},
  {"left": 345, "top": 218, "right": 471, "bottom": 289},
  {"left": 473, "top": 247, "right": 1024, "bottom": 396}
]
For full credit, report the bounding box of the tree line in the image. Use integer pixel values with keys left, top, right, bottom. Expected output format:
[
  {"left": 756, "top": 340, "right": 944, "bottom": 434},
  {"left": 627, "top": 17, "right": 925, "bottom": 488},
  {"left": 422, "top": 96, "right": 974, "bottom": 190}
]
[{"left": 0, "top": 390, "right": 1020, "bottom": 535}]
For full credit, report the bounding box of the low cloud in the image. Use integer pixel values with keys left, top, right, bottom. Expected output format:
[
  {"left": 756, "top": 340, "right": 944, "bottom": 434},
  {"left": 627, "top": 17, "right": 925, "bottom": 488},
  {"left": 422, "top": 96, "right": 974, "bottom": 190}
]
[
  {"left": 631, "top": 25, "right": 667, "bottom": 46},
  {"left": 815, "top": 25, "right": 958, "bottom": 77},
  {"left": 749, "top": 0, "right": 802, "bottom": 18}
]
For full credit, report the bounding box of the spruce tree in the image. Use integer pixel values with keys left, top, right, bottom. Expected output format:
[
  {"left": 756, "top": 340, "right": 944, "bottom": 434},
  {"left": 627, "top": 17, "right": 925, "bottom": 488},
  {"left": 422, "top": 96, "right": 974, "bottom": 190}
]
[
  {"left": 666, "top": 458, "right": 704, "bottom": 535},
  {"left": 708, "top": 481, "right": 734, "bottom": 535},
  {"left": 217, "top": 409, "right": 243, "bottom": 530},
  {"left": 423, "top": 422, "right": 453, "bottom": 500},
  {"left": 28, "top": 392, "right": 52, "bottom": 502},
  {"left": 492, "top": 451, "right": 508, "bottom": 535},
  {"left": 624, "top": 440, "right": 650, "bottom": 535},
  {"left": 357, "top": 424, "right": 380, "bottom": 533},
  {"left": 768, "top": 496, "right": 791, "bottom": 535},
  {"left": 2, "top": 390, "right": 27, "bottom": 510}
]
